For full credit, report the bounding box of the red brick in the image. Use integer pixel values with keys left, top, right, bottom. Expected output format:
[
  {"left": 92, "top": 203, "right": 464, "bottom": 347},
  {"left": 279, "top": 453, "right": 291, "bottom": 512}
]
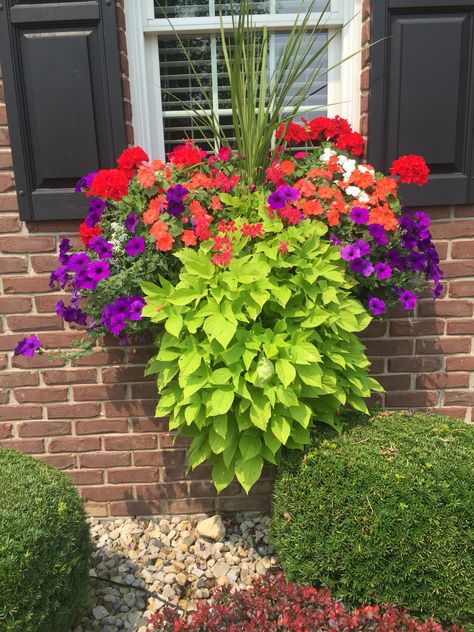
[
  {"left": 0, "top": 127, "right": 9, "bottom": 146},
  {"left": 68, "top": 470, "right": 103, "bottom": 485},
  {"left": 0, "top": 390, "right": 9, "bottom": 404},
  {"left": 364, "top": 339, "right": 414, "bottom": 357},
  {"left": 430, "top": 221, "right": 474, "bottom": 240},
  {"left": 454, "top": 206, "right": 474, "bottom": 218},
  {"left": 444, "top": 391, "right": 474, "bottom": 406},
  {"left": 108, "top": 468, "right": 159, "bottom": 484},
  {"left": 83, "top": 502, "right": 108, "bottom": 517},
  {"left": 12, "top": 354, "right": 64, "bottom": 369},
  {"left": 418, "top": 300, "right": 473, "bottom": 318},
  {"left": 49, "top": 436, "right": 101, "bottom": 453},
  {"left": 446, "top": 319, "right": 474, "bottom": 335},
  {"left": 104, "top": 434, "right": 157, "bottom": 451},
  {"left": 35, "top": 295, "right": 66, "bottom": 313},
  {"left": 104, "top": 400, "right": 155, "bottom": 417},
  {"left": 76, "top": 349, "right": 125, "bottom": 366},
  {"left": 217, "top": 496, "right": 271, "bottom": 513},
  {"left": 0, "top": 194, "right": 18, "bottom": 211},
  {"left": 75, "top": 418, "right": 129, "bottom": 435},
  {"left": 441, "top": 261, "right": 474, "bottom": 278},
  {"left": 47, "top": 403, "right": 101, "bottom": 419},
  {"left": 161, "top": 499, "right": 216, "bottom": 514},
  {"left": 7, "top": 315, "right": 61, "bottom": 332},
  {"left": 0, "top": 173, "right": 14, "bottom": 193},
  {"left": 136, "top": 483, "right": 187, "bottom": 500},
  {"left": 26, "top": 219, "right": 80, "bottom": 233},
  {"left": 110, "top": 500, "right": 161, "bottom": 517},
  {"left": 0, "top": 404, "right": 41, "bottom": 421},
  {"left": 436, "top": 407, "right": 468, "bottom": 420},
  {"left": 30, "top": 255, "right": 59, "bottom": 273},
  {"left": 0, "top": 371, "right": 39, "bottom": 388},
  {"left": 0, "top": 216, "right": 21, "bottom": 233},
  {"left": 131, "top": 383, "right": 157, "bottom": 399},
  {"left": 72, "top": 384, "right": 126, "bottom": 401},
  {"left": 0, "top": 106, "right": 7, "bottom": 125},
  {"left": 42, "top": 368, "right": 97, "bottom": 385},
  {"left": 189, "top": 481, "right": 219, "bottom": 498},
  {"left": 0, "top": 438, "right": 44, "bottom": 453},
  {"left": 369, "top": 358, "right": 385, "bottom": 374},
  {"left": 33, "top": 331, "right": 86, "bottom": 349},
  {"left": 390, "top": 319, "right": 444, "bottom": 337},
  {"left": 134, "top": 449, "right": 185, "bottom": 467},
  {"left": 14, "top": 387, "right": 67, "bottom": 403},
  {"left": 0, "top": 257, "right": 26, "bottom": 273},
  {"left": 388, "top": 357, "right": 443, "bottom": 374},
  {"left": 132, "top": 418, "right": 165, "bottom": 433},
  {"left": 159, "top": 433, "right": 190, "bottom": 448},
  {"left": 3, "top": 276, "right": 52, "bottom": 294},
  {"left": 80, "top": 485, "right": 133, "bottom": 502},
  {"left": 0, "top": 296, "right": 32, "bottom": 314},
  {"left": 416, "top": 337, "right": 471, "bottom": 355},
  {"left": 0, "top": 354, "right": 7, "bottom": 370},
  {"left": 80, "top": 452, "right": 131, "bottom": 468},
  {"left": 385, "top": 391, "right": 439, "bottom": 408},
  {"left": 416, "top": 372, "right": 469, "bottom": 389},
  {"left": 451, "top": 241, "right": 474, "bottom": 259},
  {"left": 432, "top": 241, "right": 448, "bottom": 259},
  {"left": 359, "top": 321, "right": 388, "bottom": 338},
  {"left": 37, "top": 454, "right": 76, "bottom": 469},
  {"left": 0, "top": 151, "right": 12, "bottom": 169},
  {"left": 0, "top": 236, "right": 55, "bottom": 253},
  {"left": 18, "top": 420, "right": 70, "bottom": 437},
  {"left": 126, "top": 347, "right": 154, "bottom": 364},
  {"left": 446, "top": 356, "right": 474, "bottom": 371},
  {"left": 377, "top": 374, "right": 412, "bottom": 391},
  {"left": 0, "top": 422, "right": 12, "bottom": 439},
  {"left": 102, "top": 366, "right": 149, "bottom": 383}
]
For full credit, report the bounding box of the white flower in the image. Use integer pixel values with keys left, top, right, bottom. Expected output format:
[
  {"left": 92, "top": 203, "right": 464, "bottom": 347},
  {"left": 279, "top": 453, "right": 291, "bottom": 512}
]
[
  {"left": 358, "top": 191, "right": 370, "bottom": 204},
  {"left": 359, "top": 164, "right": 375, "bottom": 176},
  {"left": 346, "top": 185, "right": 361, "bottom": 197},
  {"left": 110, "top": 222, "right": 128, "bottom": 253},
  {"left": 320, "top": 148, "right": 336, "bottom": 162}
]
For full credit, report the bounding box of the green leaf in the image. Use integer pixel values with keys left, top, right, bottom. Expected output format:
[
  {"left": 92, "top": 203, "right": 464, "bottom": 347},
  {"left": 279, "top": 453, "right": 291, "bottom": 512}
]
[
  {"left": 297, "top": 364, "right": 323, "bottom": 387},
  {"left": 235, "top": 455, "right": 264, "bottom": 493},
  {"left": 271, "top": 416, "right": 291, "bottom": 445},
  {"left": 175, "top": 249, "right": 214, "bottom": 278},
  {"left": 239, "top": 431, "right": 262, "bottom": 461},
  {"left": 165, "top": 314, "right": 183, "bottom": 337},
  {"left": 209, "top": 427, "right": 227, "bottom": 454},
  {"left": 208, "top": 389, "right": 235, "bottom": 416},
  {"left": 210, "top": 368, "right": 233, "bottom": 385},
  {"left": 212, "top": 460, "right": 235, "bottom": 493},
  {"left": 214, "top": 414, "right": 228, "bottom": 438},
  {"left": 204, "top": 313, "right": 236, "bottom": 349},
  {"left": 275, "top": 358, "right": 296, "bottom": 388}
]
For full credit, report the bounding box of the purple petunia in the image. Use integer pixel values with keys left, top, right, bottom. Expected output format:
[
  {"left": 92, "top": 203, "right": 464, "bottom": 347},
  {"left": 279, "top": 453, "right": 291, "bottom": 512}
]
[
  {"left": 89, "top": 236, "right": 113, "bottom": 260},
  {"left": 50, "top": 265, "right": 69, "bottom": 289},
  {"left": 354, "top": 240, "right": 371, "bottom": 256},
  {"left": 124, "top": 236, "right": 145, "bottom": 257},
  {"left": 55, "top": 300, "right": 87, "bottom": 326},
  {"left": 58, "top": 238, "right": 71, "bottom": 265},
  {"left": 329, "top": 234, "right": 341, "bottom": 246},
  {"left": 75, "top": 172, "right": 96, "bottom": 193},
  {"left": 129, "top": 298, "right": 146, "bottom": 321},
  {"left": 368, "top": 296, "right": 385, "bottom": 315},
  {"left": 87, "top": 260, "right": 110, "bottom": 283},
  {"left": 374, "top": 262, "right": 392, "bottom": 280},
  {"left": 68, "top": 252, "right": 90, "bottom": 271},
  {"left": 268, "top": 185, "right": 299, "bottom": 210},
  {"left": 125, "top": 211, "right": 139, "bottom": 233},
  {"left": 350, "top": 258, "right": 374, "bottom": 277},
  {"left": 73, "top": 269, "right": 97, "bottom": 291},
  {"left": 409, "top": 251, "right": 426, "bottom": 271},
  {"left": 340, "top": 244, "right": 362, "bottom": 261},
  {"left": 349, "top": 206, "right": 369, "bottom": 224},
  {"left": 85, "top": 198, "right": 106, "bottom": 227},
  {"left": 14, "top": 335, "right": 41, "bottom": 357},
  {"left": 387, "top": 248, "right": 408, "bottom": 272},
  {"left": 166, "top": 184, "right": 189, "bottom": 217},
  {"left": 368, "top": 223, "right": 388, "bottom": 246},
  {"left": 398, "top": 289, "right": 417, "bottom": 310},
  {"left": 100, "top": 295, "right": 146, "bottom": 335}
]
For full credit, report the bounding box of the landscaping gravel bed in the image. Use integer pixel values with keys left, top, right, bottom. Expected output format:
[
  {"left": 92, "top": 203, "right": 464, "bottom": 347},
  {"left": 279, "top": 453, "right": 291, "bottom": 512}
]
[{"left": 73, "top": 513, "right": 276, "bottom": 632}]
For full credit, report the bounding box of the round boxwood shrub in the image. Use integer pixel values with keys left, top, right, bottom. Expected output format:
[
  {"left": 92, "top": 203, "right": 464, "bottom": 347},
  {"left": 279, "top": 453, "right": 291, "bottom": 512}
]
[
  {"left": 0, "top": 448, "right": 91, "bottom": 631},
  {"left": 270, "top": 411, "right": 474, "bottom": 628}
]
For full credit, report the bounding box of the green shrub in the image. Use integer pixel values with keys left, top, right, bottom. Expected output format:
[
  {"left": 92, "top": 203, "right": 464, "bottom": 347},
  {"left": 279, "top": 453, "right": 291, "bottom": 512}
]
[
  {"left": 0, "top": 449, "right": 91, "bottom": 631},
  {"left": 270, "top": 411, "right": 474, "bottom": 628}
]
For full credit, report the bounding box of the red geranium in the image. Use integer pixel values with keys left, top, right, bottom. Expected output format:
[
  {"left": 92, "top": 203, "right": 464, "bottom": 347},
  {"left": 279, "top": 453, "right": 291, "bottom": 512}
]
[
  {"left": 390, "top": 154, "right": 430, "bottom": 186},
  {"left": 117, "top": 146, "right": 149, "bottom": 178},
  {"left": 89, "top": 169, "right": 130, "bottom": 201},
  {"left": 79, "top": 222, "right": 102, "bottom": 247},
  {"left": 168, "top": 141, "right": 207, "bottom": 168}
]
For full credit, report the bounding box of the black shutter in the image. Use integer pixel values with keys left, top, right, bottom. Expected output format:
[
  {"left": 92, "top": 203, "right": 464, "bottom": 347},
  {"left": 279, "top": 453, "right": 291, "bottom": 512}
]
[
  {"left": 369, "top": 0, "right": 474, "bottom": 206},
  {"left": 0, "top": 0, "right": 126, "bottom": 221}
]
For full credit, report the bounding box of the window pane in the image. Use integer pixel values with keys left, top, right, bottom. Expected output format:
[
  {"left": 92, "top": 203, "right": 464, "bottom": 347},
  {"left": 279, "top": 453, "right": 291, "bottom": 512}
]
[
  {"left": 154, "top": 0, "right": 327, "bottom": 18},
  {"left": 154, "top": 0, "right": 209, "bottom": 18}
]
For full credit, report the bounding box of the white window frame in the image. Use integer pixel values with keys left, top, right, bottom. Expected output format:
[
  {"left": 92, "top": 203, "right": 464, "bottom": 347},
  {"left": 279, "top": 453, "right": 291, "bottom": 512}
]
[{"left": 124, "top": 0, "right": 362, "bottom": 160}]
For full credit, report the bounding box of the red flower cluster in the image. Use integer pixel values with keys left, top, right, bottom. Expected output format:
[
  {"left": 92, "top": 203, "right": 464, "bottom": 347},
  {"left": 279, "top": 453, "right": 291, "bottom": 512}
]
[
  {"left": 89, "top": 168, "right": 129, "bottom": 201},
  {"left": 147, "top": 572, "right": 460, "bottom": 631},
  {"left": 117, "top": 146, "right": 149, "bottom": 179},
  {"left": 390, "top": 154, "right": 430, "bottom": 186},
  {"left": 168, "top": 141, "right": 207, "bottom": 168},
  {"left": 276, "top": 115, "right": 365, "bottom": 156},
  {"left": 78, "top": 222, "right": 102, "bottom": 247}
]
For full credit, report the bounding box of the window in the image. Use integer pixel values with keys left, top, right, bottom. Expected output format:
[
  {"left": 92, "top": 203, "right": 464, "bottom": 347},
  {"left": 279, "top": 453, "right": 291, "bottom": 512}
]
[{"left": 125, "top": 0, "right": 362, "bottom": 160}]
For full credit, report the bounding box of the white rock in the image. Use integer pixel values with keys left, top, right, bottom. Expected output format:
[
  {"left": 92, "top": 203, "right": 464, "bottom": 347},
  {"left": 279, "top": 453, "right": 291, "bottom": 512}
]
[
  {"left": 92, "top": 605, "right": 109, "bottom": 620},
  {"left": 196, "top": 515, "right": 226, "bottom": 541}
]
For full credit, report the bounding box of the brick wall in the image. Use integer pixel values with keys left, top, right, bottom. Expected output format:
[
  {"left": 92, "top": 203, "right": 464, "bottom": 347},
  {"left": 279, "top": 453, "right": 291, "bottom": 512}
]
[
  {"left": 359, "top": 0, "right": 474, "bottom": 423},
  {"left": 0, "top": 3, "right": 272, "bottom": 518}
]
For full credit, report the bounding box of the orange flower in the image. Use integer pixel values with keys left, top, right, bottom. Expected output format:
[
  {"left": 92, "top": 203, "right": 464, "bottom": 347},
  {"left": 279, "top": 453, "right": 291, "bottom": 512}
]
[
  {"left": 369, "top": 205, "right": 398, "bottom": 231},
  {"left": 143, "top": 196, "right": 164, "bottom": 225},
  {"left": 280, "top": 160, "right": 295, "bottom": 175},
  {"left": 295, "top": 179, "right": 316, "bottom": 197},
  {"left": 150, "top": 159, "right": 165, "bottom": 171},
  {"left": 318, "top": 186, "right": 335, "bottom": 200},
  {"left": 327, "top": 208, "right": 340, "bottom": 226},
  {"left": 349, "top": 169, "right": 374, "bottom": 189},
  {"left": 327, "top": 155, "right": 343, "bottom": 174},
  {"left": 137, "top": 164, "right": 156, "bottom": 188},
  {"left": 181, "top": 230, "right": 197, "bottom": 246},
  {"left": 374, "top": 176, "right": 398, "bottom": 201},
  {"left": 298, "top": 199, "right": 325, "bottom": 216},
  {"left": 211, "top": 195, "right": 222, "bottom": 211},
  {"left": 149, "top": 219, "right": 169, "bottom": 239},
  {"left": 188, "top": 172, "right": 212, "bottom": 191},
  {"left": 189, "top": 199, "right": 206, "bottom": 217},
  {"left": 308, "top": 167, "right": 332, "bottom": 180},
  {"left": 155, "top": 232, "right": 173, "bottom": 251}
]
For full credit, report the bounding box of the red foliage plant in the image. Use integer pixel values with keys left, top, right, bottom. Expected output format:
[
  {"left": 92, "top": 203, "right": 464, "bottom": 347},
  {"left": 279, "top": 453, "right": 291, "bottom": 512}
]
[{"left": 147, "top": 572, "right": 462, "bottom": 632}]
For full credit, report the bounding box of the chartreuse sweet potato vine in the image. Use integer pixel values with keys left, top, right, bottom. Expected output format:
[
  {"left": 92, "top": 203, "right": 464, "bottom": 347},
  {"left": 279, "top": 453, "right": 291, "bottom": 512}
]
[{"left": 142, "top": 202, "right": 382, "bottom": 493}]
